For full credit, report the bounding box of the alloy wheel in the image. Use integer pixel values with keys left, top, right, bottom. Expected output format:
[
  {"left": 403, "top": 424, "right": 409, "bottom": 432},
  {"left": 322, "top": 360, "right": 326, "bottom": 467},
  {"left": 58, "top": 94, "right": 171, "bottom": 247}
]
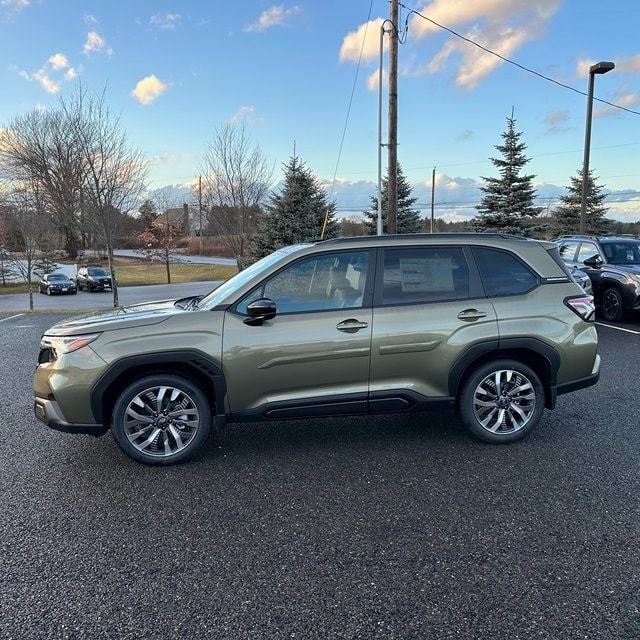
[
  {"left": 123, "top": 384, "right": 201, "bottom": 459},
  {"left": 472, "top": 368, "right": 537, "bottom": 435}
]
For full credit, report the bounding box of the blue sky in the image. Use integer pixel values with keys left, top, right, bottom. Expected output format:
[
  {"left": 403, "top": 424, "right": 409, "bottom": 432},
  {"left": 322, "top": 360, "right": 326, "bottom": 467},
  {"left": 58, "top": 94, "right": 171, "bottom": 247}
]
[{"left": 1, "top": 0, "right": 639, "bottom": 222}]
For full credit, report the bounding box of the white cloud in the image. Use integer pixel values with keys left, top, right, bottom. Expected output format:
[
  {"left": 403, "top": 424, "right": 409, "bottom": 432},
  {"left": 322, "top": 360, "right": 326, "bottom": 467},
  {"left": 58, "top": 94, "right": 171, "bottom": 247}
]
[
  {"left": 366, "top": 68, "right": 387, "bottom": 92},
  {"left": 1, "top": 0, "right": 29, "bottom": 8},
  {"left": 131, "top": 75, "right": 172, "bottom": 105},
  {"left": 228, "top": 105, "right": 264, "bottom": 125},
  {"left": 244, "top": 5, "right": 301, "bottom": 32},
  {"left": 48, "top": 53, "right": 69, "bottom": 70},
  {"left": 18, "top": 53, "right": 77, "bottom": 94},
  {"left": 149, "top": 13, "right": 181, "bottom": 30},
  {"left": 32, "top": 69, "right": 59, "bottom": 94},
  {"left": 148, "top": 154, "right": 178, "bottom": 167},
  {"left": 340, "top": 0, "right": 561, "bottom": 90},
  {"left": 545, "top": 109, "right": 571, "bottom": 133},
  {"left": 339, "top": 18, "right": 385, "bottom": 63},
  {"left": 83, "top": 31, "right": 112, "bottom": 56}
]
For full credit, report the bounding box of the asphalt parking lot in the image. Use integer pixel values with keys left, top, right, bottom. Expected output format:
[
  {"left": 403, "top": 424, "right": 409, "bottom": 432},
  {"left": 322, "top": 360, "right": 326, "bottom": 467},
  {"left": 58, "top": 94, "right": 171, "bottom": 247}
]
[{"left": 0, "top": 312, "right": 638, "bottom": 639}]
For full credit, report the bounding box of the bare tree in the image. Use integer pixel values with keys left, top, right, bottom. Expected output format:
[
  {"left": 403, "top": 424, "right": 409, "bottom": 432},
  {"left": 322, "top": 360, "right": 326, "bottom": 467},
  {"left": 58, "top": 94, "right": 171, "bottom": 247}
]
[
  {"left": 200, "top": 122, "right": 273, "bottom": 269},
  {"left": 150, "top": 187, "right": 186, "bottom": 284},
  {"left": 6, "top": 182, "right": 56, "bottom": 310},
  {"left": 0, "top": 105, "right": 86, "bottom": 258},
  {"left": 69, "top": 91, "right": 147, "bottom": 307}
]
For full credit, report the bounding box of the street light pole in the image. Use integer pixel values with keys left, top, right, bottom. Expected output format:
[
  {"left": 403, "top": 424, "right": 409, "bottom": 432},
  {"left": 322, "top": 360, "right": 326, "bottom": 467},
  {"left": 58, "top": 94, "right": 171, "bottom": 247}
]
[
  {"left": 579, "top": 61, "right": 614, "bottom": 234},
  {"left": 377, "top": 23, "right": 387, "bottom": 237}
]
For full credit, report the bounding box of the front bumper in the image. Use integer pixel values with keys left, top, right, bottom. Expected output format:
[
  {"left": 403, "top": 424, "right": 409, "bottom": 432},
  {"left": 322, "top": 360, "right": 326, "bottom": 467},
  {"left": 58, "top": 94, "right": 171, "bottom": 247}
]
[{"left": 34, "top": 397, "right": 108, "bottom": 437}]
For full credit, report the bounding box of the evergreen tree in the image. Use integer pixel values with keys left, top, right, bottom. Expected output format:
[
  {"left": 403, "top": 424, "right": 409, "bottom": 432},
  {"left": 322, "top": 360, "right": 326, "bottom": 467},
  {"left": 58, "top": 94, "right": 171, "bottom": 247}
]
[
  {"left": 363, "top": 163, "right": 422, "bottom": 234},
  {"left": 252, "top": 155, "right": 339, "bottom": 259},
  {"left": 473, "top": 114, "right": 542, "bottom": 234},
  {"left": 551, "top": 168, "right": 611, "bottom": 236},
  {"left": 138, "top": 199, "right": 157, "bottom": 231}
]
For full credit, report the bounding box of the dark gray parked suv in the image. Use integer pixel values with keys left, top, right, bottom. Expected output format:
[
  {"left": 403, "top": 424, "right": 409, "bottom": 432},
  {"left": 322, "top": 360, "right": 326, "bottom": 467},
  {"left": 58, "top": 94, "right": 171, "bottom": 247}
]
[
  {"left": 556, "top": 235, "right": 640, "bottom": 322},
  {"left": 76, "top": 266, "right": 113, "bottom": 292}
]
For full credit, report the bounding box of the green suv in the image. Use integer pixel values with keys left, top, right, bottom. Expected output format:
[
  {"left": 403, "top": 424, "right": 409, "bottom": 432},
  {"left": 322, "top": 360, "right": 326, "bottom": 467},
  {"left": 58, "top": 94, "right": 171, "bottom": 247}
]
[{"left": 33, "top": 234, "right": 600, "bottom": 465}]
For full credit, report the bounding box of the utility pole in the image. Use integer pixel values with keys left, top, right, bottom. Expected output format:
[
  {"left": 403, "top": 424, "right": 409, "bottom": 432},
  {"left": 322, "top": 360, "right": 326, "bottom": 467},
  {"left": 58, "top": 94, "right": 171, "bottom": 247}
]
[
  {"left": 387, "top": 0, "right": 399, "bottom": 234},
  {"left": 198, "top": 176, "right": 203, "bottom": 255},
  {"left": 430, "top": 167, "right": 436, "bottom": 233}
]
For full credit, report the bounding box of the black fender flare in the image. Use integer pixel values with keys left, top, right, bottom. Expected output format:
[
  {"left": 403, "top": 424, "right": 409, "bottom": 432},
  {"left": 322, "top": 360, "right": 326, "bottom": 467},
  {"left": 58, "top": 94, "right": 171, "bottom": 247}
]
[
  {"left": 90, "top": 350, "right": 226, "bottom": 424},
  {"left": 448, "top": 338, "right": 560, "bottom": 407}
]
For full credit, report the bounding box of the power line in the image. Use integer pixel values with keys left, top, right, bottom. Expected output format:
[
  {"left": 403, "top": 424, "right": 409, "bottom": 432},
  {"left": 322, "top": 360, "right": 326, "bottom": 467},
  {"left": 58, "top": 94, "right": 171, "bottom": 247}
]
[{"left": 400, "top": 3, "right": 640, "bottom": 117}]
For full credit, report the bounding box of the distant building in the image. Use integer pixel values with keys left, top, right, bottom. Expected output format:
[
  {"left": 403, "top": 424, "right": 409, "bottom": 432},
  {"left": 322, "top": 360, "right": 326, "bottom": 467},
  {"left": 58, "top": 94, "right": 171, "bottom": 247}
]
[{"left": 159, "top": 204, "right": 207, "bottom": 236}]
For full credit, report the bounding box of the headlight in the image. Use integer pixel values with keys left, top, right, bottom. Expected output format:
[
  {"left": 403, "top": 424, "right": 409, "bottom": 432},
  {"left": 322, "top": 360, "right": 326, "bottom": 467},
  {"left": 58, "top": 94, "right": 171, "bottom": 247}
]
[
  {"left": 39, "top": 333, "right": 101, "bottom": 361},
  {"left": 627, "top": 273, "right": 640, "bottom": 283}
]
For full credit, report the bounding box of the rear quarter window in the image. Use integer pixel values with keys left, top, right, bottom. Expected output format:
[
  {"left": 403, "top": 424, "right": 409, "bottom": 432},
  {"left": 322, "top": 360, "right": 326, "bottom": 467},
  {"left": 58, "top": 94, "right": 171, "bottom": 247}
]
[{"left": 472, "top": 247, "right": 538, "bottom": 297}]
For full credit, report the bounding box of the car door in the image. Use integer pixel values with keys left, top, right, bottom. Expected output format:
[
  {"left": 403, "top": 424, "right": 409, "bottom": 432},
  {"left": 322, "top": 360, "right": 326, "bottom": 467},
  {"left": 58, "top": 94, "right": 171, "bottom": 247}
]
[
  {"left": 369, "top": 245, "right": 498, "bottom": 405},
  {"left": 221, "top": 249, "right": 374, "bottom": 420}
]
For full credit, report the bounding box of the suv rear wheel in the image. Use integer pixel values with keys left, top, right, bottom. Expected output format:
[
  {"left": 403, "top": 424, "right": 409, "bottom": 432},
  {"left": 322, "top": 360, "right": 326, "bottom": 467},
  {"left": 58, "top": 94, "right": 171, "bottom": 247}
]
[
  {"left": 111, "top": 374, "right": 211, "bottom": 465},
  {"left": 459, "top": 359, "right": 544, "bottom": 443}
]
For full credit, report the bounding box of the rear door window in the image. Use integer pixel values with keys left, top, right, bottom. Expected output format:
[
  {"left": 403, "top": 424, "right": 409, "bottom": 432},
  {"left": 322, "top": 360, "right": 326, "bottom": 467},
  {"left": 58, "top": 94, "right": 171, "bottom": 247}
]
[{"left": 377, "top": 247, "right": 469, "bottom": 305}]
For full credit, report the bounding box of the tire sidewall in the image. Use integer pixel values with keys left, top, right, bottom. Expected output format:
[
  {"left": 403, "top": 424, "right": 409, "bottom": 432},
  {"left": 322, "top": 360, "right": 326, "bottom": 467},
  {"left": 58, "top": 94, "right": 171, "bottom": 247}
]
[
  {"left": 459, "top": 359, "right": 545, "bottom": 444},
  {"left": 601, "top": 287, "right": 624, "bottom": 322},
  {"left": 111, "top": 374, "right": 212, "bottom": 465}
]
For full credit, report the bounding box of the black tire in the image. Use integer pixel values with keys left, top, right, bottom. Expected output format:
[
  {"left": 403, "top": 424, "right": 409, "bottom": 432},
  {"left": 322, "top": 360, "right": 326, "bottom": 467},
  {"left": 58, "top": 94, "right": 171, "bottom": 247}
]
[
  {"left": 459, "top": 359, "right": 545, "bottom": 444},
  {"left": 111, "top": 374, "right": 212, "bottom": 465},
  {"left": 601, "top": 287, "right": 624, "bottom": 322},
  {"left": 46, "top": 287, "right": 52, "bottom": 296}
]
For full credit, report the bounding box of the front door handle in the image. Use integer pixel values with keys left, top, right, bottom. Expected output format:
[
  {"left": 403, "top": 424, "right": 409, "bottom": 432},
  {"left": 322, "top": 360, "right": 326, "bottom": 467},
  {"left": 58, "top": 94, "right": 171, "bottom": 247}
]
[
  {"left": 337, "top": 319, "right": 369, "bottom": 333},
  {"left": 457, "top": 309, "right": 487, "bottom": 321}
]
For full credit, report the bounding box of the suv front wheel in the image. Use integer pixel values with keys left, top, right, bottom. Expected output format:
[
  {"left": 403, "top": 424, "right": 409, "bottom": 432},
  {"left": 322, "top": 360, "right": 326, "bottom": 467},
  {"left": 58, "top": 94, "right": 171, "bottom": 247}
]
[
  {"left": 111, "top": 374, "right": 212, "bottom": 465},
  {"left": 459, "top": 359, "right": 544, "bottom": 443},
  {"left": 601, "top": 287, "right": 624, "bottom": 322}
]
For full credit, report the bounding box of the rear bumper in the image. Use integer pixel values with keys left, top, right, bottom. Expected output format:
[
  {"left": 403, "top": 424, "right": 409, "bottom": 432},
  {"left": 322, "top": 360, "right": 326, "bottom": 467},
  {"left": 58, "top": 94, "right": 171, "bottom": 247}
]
[
  {"left": 556, "top": 354, "right": 601, "bottom": 397},
  {"left": 34, "top": 397, "right": 108, "bottom": 437}
]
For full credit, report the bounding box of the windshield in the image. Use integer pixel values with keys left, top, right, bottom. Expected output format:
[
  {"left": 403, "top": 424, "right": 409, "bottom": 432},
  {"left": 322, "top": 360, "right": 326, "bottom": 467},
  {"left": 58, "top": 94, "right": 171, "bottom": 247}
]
[
  {"left": 603, "top": 242, "right": 640, "bottom": 265},
  {"left": 198, "top": 244, "right": 313, "bottom": 309},
  {"left": 88, "top": 268, "right": 109, "bottom": 276},
  {"left": 48, "top": 274, "right": 67, "bottom": 281}
]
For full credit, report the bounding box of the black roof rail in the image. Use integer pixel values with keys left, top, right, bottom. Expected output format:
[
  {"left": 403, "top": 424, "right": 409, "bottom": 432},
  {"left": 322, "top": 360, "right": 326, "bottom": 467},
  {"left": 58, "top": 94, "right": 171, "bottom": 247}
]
[{"left": 315, "top": 232, "right": 532, "bottom": 245}]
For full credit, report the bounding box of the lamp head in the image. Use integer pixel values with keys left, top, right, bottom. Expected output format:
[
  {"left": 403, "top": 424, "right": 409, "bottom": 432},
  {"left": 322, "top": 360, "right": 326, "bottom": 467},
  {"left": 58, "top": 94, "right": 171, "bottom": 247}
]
[{"left": 590, "top": 61, "right": 615, "bottom": 75}]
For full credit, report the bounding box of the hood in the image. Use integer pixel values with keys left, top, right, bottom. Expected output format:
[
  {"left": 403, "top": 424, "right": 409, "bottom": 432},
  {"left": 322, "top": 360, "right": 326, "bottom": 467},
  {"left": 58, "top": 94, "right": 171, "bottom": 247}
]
[
  {"left": 44, "top": 297, "right": 193, "bottom": 336},
  {"left": 615, "top": 264, "right": 640, "bottom": 275}
]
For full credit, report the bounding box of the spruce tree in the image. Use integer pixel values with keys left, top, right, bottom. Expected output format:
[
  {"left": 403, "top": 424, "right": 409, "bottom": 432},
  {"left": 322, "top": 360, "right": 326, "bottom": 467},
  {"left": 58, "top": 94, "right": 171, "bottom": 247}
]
[
  {"left": 138, "top": 199, "right": 157, "bottom": 231},
  {"left": 252, "top": 155, "right": 338, "bottom": 259},
  {"left": 473, "top": 114, "right": 542, "bottom": 234},
  {"left": 363, "top": 163, "right": 422, "bottom": 234},
  {"left": 551, "top": 168, "right": 611, "bottom": 236}
]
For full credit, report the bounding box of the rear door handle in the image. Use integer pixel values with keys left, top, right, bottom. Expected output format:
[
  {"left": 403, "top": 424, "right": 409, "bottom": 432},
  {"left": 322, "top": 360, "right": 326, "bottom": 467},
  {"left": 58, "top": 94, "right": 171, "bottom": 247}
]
[
  {"left": 336, "top": 319, "right": 369, "bottom": 333},
  {"left": 457, "top": 309, "right": 487, "bottom": 321}
]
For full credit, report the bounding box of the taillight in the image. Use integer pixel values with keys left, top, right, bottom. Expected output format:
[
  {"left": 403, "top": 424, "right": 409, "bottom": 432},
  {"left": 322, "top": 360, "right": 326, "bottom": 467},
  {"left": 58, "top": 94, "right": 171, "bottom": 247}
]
[{"left": 564, "top": 295, "right": 595, "bottom": 321}]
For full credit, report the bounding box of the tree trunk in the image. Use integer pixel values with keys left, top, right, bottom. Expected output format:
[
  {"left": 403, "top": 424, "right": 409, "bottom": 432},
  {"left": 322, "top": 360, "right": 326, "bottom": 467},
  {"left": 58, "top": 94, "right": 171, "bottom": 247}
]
[
  {"left": 165, "top": 246, "right": 171, "bottom": 284},
  {"left": 107, "top": 246, "right": 119, "bottom": 308}
]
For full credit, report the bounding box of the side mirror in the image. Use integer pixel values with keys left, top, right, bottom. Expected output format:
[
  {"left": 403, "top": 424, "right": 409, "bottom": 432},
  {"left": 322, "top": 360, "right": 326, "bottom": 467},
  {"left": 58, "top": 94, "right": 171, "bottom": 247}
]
[
  {"left": 583, "top": 256, "right": 602, "bottom": 269},
  {"left": 244, "top": 298, "right": 277, "bottom": 326}
]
